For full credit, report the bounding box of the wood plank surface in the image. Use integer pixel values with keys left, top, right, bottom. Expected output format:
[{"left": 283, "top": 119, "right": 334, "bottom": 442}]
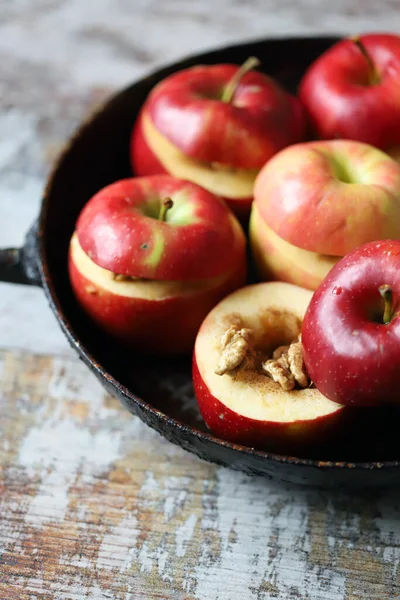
[
  {"left": 1, "top": 1, "right": 400, "bottom": 598},
  {"left": 1, "top": 349, "right": 400, "bottom": 600}
]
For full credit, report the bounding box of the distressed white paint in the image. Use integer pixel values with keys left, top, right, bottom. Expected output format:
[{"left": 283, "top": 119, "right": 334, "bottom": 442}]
[
  {"left": 18, "top": 358, "right": 122, "bottom": 525},
  {"left": 175, "top": 513, "right": 198, "bottom": 558},
  {"left": 96, "top": 515, "right": 140, "bottom": 572},
  {"left": 194, "top": 468, "right": 347, "bottom": 600}
]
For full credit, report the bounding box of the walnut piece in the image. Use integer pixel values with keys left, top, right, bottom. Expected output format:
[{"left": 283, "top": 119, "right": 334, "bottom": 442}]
[
  {"left": 288, "top": 341, "right": 309, "bottom": 388},
  {"left": 215, "top": 325, "right": 253, "bottom": 376},
  {"left": 263, "top": 340, "right": 309, "bottom": 390},
  {"left": 262, "top": 355, "right": 295, "bottom": 391},
  {"left": 272, "top": 345, "right": 290, "bottom": 360}
]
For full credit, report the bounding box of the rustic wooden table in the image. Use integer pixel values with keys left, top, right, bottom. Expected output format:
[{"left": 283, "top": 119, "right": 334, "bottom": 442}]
[{"left": 1, "top": 2, "right": 400, "bottom": 599}]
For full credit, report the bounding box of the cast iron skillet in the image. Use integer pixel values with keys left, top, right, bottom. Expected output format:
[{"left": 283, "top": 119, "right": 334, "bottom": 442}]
[{"left": 1, "top": 36, "right": 400, "bottom": 488}]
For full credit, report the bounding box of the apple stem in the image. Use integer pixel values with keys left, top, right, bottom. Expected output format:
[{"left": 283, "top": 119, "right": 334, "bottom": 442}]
[
  {"left": 379, "top": 284, "right": 393, "bottom": 324},
  {"left": 158, "top": 198, "right": 174, "bottom": 222},
  {"left": 221, "top": 56, "right": 261, "bottom": 104},
  {"left": 351, "top": 36, "right": 380, "bottom": 85}
]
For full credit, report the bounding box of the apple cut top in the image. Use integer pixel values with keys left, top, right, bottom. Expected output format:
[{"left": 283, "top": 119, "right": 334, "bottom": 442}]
[
  {"left": 146, "top": 63, "right": 305, "bottom": 170},
  {"left": 76, "top": 175, "right": 246, "bottom": 281}
]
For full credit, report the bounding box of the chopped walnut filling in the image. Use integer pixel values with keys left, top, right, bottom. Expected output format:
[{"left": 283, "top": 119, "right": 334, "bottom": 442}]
[
  {"left": 214, "top": 325, "right": 254, "bottom": 376},
  {"left": 272, "top": 345, "right": 290, "bottom": 360},
  {"left": 262, "top": 355, "right": 295, "bottom": 391},
  {"left": 263, "top": 340, "right": 309, "bottom": 390},
  {"left": 287, "top": 341, "right": 309, "bottom": 388},
  {"left": 215, "top": 324, "right": 310, "bottom": 390}
]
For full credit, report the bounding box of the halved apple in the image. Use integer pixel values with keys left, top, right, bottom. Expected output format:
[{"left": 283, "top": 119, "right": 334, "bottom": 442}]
[
  {"left": 249, "top": 205, "right": 340, "bottom": 290},
  {"left": 193, "top": 282, "right": 343, "bottom": 449}
]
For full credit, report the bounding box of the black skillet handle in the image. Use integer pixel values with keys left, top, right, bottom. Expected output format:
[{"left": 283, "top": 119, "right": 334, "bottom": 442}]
[{"left": 0, "top": 221, "right": 42, "bottom": 286}]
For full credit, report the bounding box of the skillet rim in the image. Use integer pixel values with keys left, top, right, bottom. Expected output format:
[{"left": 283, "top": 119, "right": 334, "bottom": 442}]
[{"left": 37, "top": 33, "right": 400, "bottom": 474}]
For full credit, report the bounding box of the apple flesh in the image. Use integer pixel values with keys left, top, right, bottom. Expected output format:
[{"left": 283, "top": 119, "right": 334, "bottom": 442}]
[
  {"left": 132, "top": 61, "right": 305, "bottom": 219},
  {"left": 249, "top": 205, "right": 340, "bottom": 290},
  {"left": 76, "top": 175, "right": 246, "bottom": 281},
  {"left": 302, "top": 240, "right": 400, "bottom": 407},
  {"left": 299, "top": 34, "right": 400, "bottom": 149},
  {"left": 193, "top": 282, "right": 343, "bottom": 449},
  {"left": 69, "top": 234, "right": 246, "bottom": 354},
  {"left": 254, "top": 140, "right": 400, "bottom": 256}
]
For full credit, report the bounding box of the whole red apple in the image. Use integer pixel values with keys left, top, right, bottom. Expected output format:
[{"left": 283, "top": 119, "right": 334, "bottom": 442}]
[
  {"left": 131, "top": 58, "right": 305, "bottom": 219},
  {"left": 69, "top": 175, "right": 247, "bottom": 354},
  {"left": 302, "top": 240, "right": 400, "bottom": 407},
  {"left": 299, "top": 33, "right": 400, "bottom": 149}
]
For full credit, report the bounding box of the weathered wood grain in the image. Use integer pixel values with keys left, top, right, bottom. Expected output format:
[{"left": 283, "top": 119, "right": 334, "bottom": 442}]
[{"left": 0, "top": 349, "right": 400, "bottom": 600}]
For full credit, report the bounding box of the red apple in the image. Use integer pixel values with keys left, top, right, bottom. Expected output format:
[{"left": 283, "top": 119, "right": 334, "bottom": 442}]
[
  {"left": 249, "top": 205, "right": 340, "bottom": 290},
  {"left": 193, "top": 282, "right": 343, "bottom": 449},
  {"left": 299, "top": 33, "right": 400, "bottom": 149},
  {"left": 69, "top": 174, "right": 247, "bottom": 354},
  {"left": 131, "top": 58, "right": 305, "bottom": 218},
  {"left": 302, "top": 240, "right": 400, "bottom": 407},
  {"left": 76, "top": 175, "right": 245, "bottom": 280},
  {"left": 69, "top": 233, "right": 246, "bottom": 354},
  {"left": 254, "top": 139, "right": 400, "bottom": 256}
]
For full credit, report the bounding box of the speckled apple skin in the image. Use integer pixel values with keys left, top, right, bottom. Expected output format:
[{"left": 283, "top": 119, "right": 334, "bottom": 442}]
[
  {"left": 76, "top": 174, "right": 246, "bottom": 281},
  {"left": 254, "top": 140, "right": 400, "bottom": 256},
  {"left": 302, "top": 240, "right": 400, "bottom": 406}
]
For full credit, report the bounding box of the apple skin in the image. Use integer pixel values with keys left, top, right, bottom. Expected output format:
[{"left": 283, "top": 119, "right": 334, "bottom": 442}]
[
  {"left": 193, "top": 282, "right": 343, "bottom": 450},
  {"left": 131, "top": 111, "right": 253, "bottom": 221},
  {"left": 388, "top": 145, "right": 400, "bottom": 164},
  {"left": 144, "top": 63, "right": 305, "bottom": 169},
  {"left": 299, "top": 34, "right": 400, "bottom": 149},
  {"left": 131, "top": 110, "right": 169, "bottom": 177},
  {"left": 249, "top": 205, "right": 340, "bottom": 290},
  {"left": 302, "top": 240, "right": 400, "bottom": 407},
  {"left": 76, "top": 175, "right": 246, "bottom": 281},
  {"left": 254, "top": 139, "right": 400, "bottom": 256},
  {"left": 192, "top": 354, "right": 343, "bottom": 450},
  {"left": 69, "top": 235, "right": 247, "bottom": 354}
]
